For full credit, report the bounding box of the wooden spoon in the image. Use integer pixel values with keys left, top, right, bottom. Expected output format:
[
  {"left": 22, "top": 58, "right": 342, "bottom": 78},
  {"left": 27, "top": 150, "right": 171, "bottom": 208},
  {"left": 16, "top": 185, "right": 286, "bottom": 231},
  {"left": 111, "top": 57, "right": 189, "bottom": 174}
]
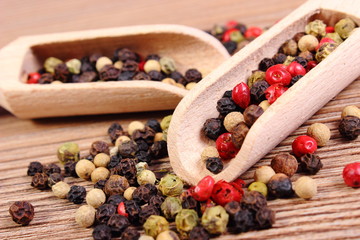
[
  {"left": 0, "top": 24, "right": 230, "bottom": 119},
  {"left": 168, "top": 0, "right": 360, "bottom": 185}
]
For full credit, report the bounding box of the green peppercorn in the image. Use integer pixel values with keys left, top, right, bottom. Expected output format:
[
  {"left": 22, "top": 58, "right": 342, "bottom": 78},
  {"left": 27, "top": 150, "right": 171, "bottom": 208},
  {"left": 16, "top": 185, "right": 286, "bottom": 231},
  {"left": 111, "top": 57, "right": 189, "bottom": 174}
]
[
  {"left": 325, "top": 32, "right": 344, "bottom": 44},
  {"left": 230, "top": 30, "right": 245, "bottom": 43},
  {"left": 159, "top": 57, "right": 176, "bottom": 74},
  {"left": 201, "top": 206, "right": 229, "bottom": 234},
  {"left": 160, "top": 115, "right": 172, "bottom": 131},
  {"left": 143, "top": 215, "right": 169, "bottom": 238},
  {"left": 283, "top": 56, "right": 295, "bottom": 66},
  {"left": 305, "top": 19, "right": 326, "bottom": 37},
  {"left": 247, "top": 70, "right": 265, "bottom": 88},
  {"left": 57, "top": 142, "right": 80, "bottom": 164},
  {"left": 315, "top": 42, "right": 338, "bottom": 62},
  {"left": 248, "top": 182, "right": 268, "bottom": 197},
  {"left": 156, "top": 230, "right": 180, "bottom": 240},
  {"left": 158, "top": 174, "right": 183, "bottom": 197},
  {"left": 175, "top": 209, "right": 199, "bottom": 237},
  {"left": 66, "top": 59, "right": 81, "bottom": 74},
  {"left": 335, "top": 18, "right": 356, "bottom": 39},
  {"left": 44, "top": 57, "right": 63, "bottom": 73},
  {"left": 281, "top": 39, "right": 298, "bottom": 56},
  {"left": 161, "top": 197, "right": 182, "bottom": 220}
]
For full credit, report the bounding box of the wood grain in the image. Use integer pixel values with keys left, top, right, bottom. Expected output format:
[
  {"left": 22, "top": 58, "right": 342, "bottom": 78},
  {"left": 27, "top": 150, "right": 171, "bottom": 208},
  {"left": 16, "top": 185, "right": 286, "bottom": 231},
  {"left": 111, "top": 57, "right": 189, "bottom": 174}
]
[{"left": 4, "top": 0, "right": 360, "bottom": 240}]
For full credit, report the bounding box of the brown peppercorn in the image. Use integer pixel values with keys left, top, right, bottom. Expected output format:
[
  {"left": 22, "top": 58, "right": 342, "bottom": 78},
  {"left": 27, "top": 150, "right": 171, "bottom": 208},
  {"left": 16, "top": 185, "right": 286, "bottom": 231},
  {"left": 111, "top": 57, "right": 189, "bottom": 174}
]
[
  {"left": 185, "top": 69, "right": 202, "bottom": 83},
  {"left": 339, "top": 116, "right": 360, "bottom": 140},
  {"left": 119, "top": 141, "right": 138, "bottom": 158},
  {"left": 272, "top": 53, "right": 287, "bottom": 64},
  {"left": 43, "top": 163, "right": 61, "bottom": 176},
  {"left": 258, "top": 58, "right": 274, "bottom": 72},
  {"left": 54, "top": 63, "right": 71, "bottom": 82},
  {"left": 106, "top": 194, "right": 126, "bottom": 207},
  {"left": 132, "top": 126, "right": 156, "bottom": 145},
  {"left": 182, "top": 196, "right": 200, "bottom": 214},
  {"left": 77, "top": 71, "right": 97, "bottom": 83},
  {"left": 231, "top": 122, "right": 249, "bottom": 148},
  {"left": 31, "top": 173, "right": 49, "bottom": 190},
  {"left": 243, "top": 105, "right": 264, "bottom": 127},
  {"left": 133, "top": 72, "right": 151, "bottom": 80},
  {"left": 299, "top": 51, "right": 314, "bottom": 61},
  {"left": 99, "top": 64, "right": 120, "bottom": 81},
  {"left": 38, "top": 73, "right": 54, "bottom": 84},
  {"left": 132, "top": 183, "right": 158, "bottom": 205},
  {"left": 92, "top": 224, "right": 111, "bottom": 240},
  {"left": 104, "top": 175, "right": 130, "bottom": 196},
  {"left": 139, "top": 204, "right": 160, "bottom": 224},
  {"left": 121, "top": 227, "right": 140, "bottom": 240},
  {"left": 107, "top": 215, "right": 130, "bottom": 236},
  {"left": 293, "top": 32, "right": 306, "bottom": 42},
  {"left": 94, "top": 179, "right": 107, "bottom": 191},
  {"left": 267, "top": 173, "right": 294, "bottom": 199},
  {"left": 149, "top": 194, "right": 165, "bottom": 210},
  {"left": 298, "top": 153, "right": 323, "bottom": 174},
  {"left": 108, "top": 123, "right": 125, "bottom": 144},
  {"left": 124, "top": 200, "right": 141, "bottom": 224},
  {"left": 202, "top": 118, "right": 225, "bottom": 140},
  {"left": 96, "top": 203, "right": 116, "bottom": 224},
  {"left": 188, "top": 226, "right": 210, "bottom": 240},
  {"left": 250, "top": 80, "right": 270, "bottom": 103},
  {"left": 48, "top": 173, "right": 64, "bottom": 187},
  {"left": 271, "top": 153, "right": 298, "bottom": 177},
  {"left": 241, "top": 191, "right": 267, "bottom": 212},
  {"left": 64, "top": 161, "right": 78, "bottom": 177},
  {"left": 119, "top": 158, "right": 138, "bottom": 185},
  {"left": 9, "top": 201, "right": 34, "bottom": 225},
  {"left": 280, "top": 39, "right": 298, "bottom": 56},
  {"left": 118, "top": 71, "right": 136, "bottom": 81},
  {"left": 27, "top": 161, "right": 43, "bottom": 176},
  {"left": 90, "top": 141, "right": 110, "bottom": 156},
  {"left": 122, "top": 60, "right": 139, "bottom": 72},
  {"left": 224, "top": 201, "right": 242, "bottom": 226},
  {"left": 115, "top": 48, "right": 138, "bottom": 62},
  {"left": 255, "top": 207, "right": 275, "bottom": 230}
]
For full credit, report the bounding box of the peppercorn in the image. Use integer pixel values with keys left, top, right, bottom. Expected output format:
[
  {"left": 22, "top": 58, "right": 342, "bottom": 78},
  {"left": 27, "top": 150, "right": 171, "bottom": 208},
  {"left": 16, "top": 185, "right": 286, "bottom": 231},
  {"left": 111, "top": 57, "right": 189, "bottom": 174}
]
[
  {"left": 248, "top": 70, "right": 266, "bottom": 88},
  {"left": 248, "top": 182, "right": 268, "bottom": 197},
  {"left": 90, "top": 141, "right": 110, "bottom": 156},
  {"left": 200, "top": 146, "right": 219, "bottom": 162},
  {"left": 107, "top": 214, "right": 130, "bottom": 236},
  {"left": 158, "top": 174, "right": 183, "bottom": 197},
  {"left": 135, "top": 139, "right": 149, "bottom": 152},
  {"left": 159, "top": 57, "right": 176, "bottom": 74},
  {"left": 156, "top": 230, "right": 179, "bottom": 240},
  {"left": 43, "top": 163, "right": 61, "bottom": 176},
  {"left": 143, "top": 215, "right": 169, "bottom": 238},
  {"left": 342, "top": 105, "right": 360, "bottom": 119},
  {"left": 272, "top": 53, "right": 287, "bottom": 64},
  {"left": 205, "top": 157, "right": 223, "bottom": 174},
  {"left": 316, "top": 42, "right": 338, "bottom": 62},
  {"left": 160, "top": 197, "right": 182, "bottom": 220},
  {"left": 250, "top": 80, "right": 270, "bottom": 103},
  {"left": 289, "top": 75, "right": 303, "bottom": 87},
  {"left": 231, "top": 209, "right": 255, "bottom": 233},
  {"left": 93, "top": 224, "right": 112, "bottom": 240},
  {"left": 149, "top": 140, "right": 168, "bottom": 159},
  {"left": 51, "top": 181, "right": 70, "bottom": 199},
  {"left": 307, "top": 123, "right": 331, "bottom": 147},
  {"left": 137, "top": 169, "right": 157, "bottom": 185},
  {"left": 139, "top": 235, "right": 154, "bottom": 240},
  {"left": 31, "top": 172, "right": 49, "bottom": 190},
  {"left": 223, "top": 41, "right": 237, "bottom": 54},
  {"left": 119, "top": 158, "right": 138, "bottom": 185},
  {"left": 294, "top": 176, "right": 317, "bottom": 199},
  {"left": 121, "top": 227, "right": 140, "bottom": 240},
  {"left": 9, "top": 201, "right": 34, "bottom": 225},
  {"left": 305, "top": 19, "right": 326, "bottom": 37},
  {"left": 54, "top": 63, "right": 71, "bottom": 82},
  {"left": 77, "top": 71, "right": 97, "bottom": 82},
  {"left": 121, "top": 60, "right": 139, "bottom": 72},
  {"left": 271, "top": 153, "right": 298, "bottom": 177},
  {"left": 108, "top": 123, "right": 124, "bottom": 143},
  {"left": 93, "top": 153, "right": 110, "bottom": 168},
  {"left": 132, "top": 183, "right": 158, "bottom": 205},
  {"left": 298, "top": 153, "right": 323, "bottom": 174},
  {"left": 119, "top": 141, "right": 139, "bottom": 158},
  {"left": 202, "top": 118, "right": 224, "bottom": 140},
  {"left": 132, "top": 126, "right": 156, "bottom": 145},
  {"left": 124, "top": 200, "right": 141, "bottom": 224},
  {"left": 75, "top": 159, "right": 95, "bottom": 180},
  {"left": 343, "top": 162, "right": 360, "bottom": 187},
  {"left": 48, "top": 173, "right": 64, "bottom": 187},
  {"left": 223, "top": 112, "right": 244, "bottom": 132},
  {"left": 325, "top": 32, "right": 344, "bottom": 44},
  {"left": 65, "top": 58, "right": 81, "bottom": 74},
  {"left": 267, "top": 173, "right": 294, "bottom": 199},
  {"left": 38, "top": 73, "right": 53, "bottom": 84},
  {"left": 298, "top": 34, "right": 319, "bottom": 52},
  {"left": 136, "top": 150, "right": 152, "bottom": 163},
  {"left": 64, "top": 161, "right": 78, "bottom": 177},
  {"left": 335, "top": 18, "right": 356, "bottom": 39},
  {"left": 293, "top": 31, "right": 306, "bottom": 42},
  {"left": 91, "top": 167, "right": 110, "bottom": 183},
  {"left": 258, "top": 58, "right": 275, "bottom": 72},
  {"left": 255, "top": 207, "right": 275, "bottom": 230},
  {"left": 139, "top": 205, "right": 160, "bottom": 225},
  {"left": 95, "top": 203, "right": 116, "bottom": 224},
  {"left": 115, "top": 135, "right": 131, "bottom": 147},
  {"left": 243, "top": 105, "right": 264, "bottom": 127},
  {"left": 216, "top": 97, "right": 238, "bottom": 115},
  {"left": 253, "top": 166, "right": 275, "bottom": 184},
  {"left": 241, "top": 190, "right": 267, "bottom": 211},
  {"left": 104, "top": 175, "right": 129, "bottom": 196},
  {"left": 174, "top": 209, "right": 199, "bottom": 237},
  {"left": 94, "top": 180, "right": 107, "bottom": 191},
  {"left": 231, "top": 122, "right": 249, "bottom": 149},
  {"left": 75, "top": 205, "right": 96, "bottom": 228},
  {"left": 280, "top": 39, "right": 298, "bottom": 56},
  {"left": 133, "top": 72, "right": 151, "bottom": 81},
  {"left": 185, "top": 69, "right": 202, "bottom": 83},
  {"left": 121, "top": 187, "right": 134, "bottom": 201},
  {"left": 95, "top": 56, "right": 112, "bottom": 72},
  {"left": 259, "top": 100, "right": 270, "bottom": 111},
  {"left": 106, "top": 194, "right": 126, "bottom": 206},
  {"left": 55, "top": 142, "right": 80, "bottom": 165},
  {"left": 339, "top": 116, "right": 360, "bottom": 140},
  {"left": 149, "top": 194, "right": 165, "bottom": 210},
  {"left": 136, "top": 162, "right": 149, "bottom": 175},
  {"left": 188, "top": 226, "right": 210, "bottom": 240},
  {"left": 145, "top": 119, "right": 161, "bottom": 133},
  {"left": 299, "top": 51, "right": 314, "bottom": 61},
  {"left": 44, "top": 57, "right": 63, "bottom": 73},
  {"left": 181, "top": 195, "right": 200, "bottom": 214},
  {"left": 117, "top": 71, "right": 135, "bottom": 80},
  {"left": 27, "top": 161, "right": 43, "bottom": 176},
  {"left": 201, "top": 206, "right": 228, "bottom": 235},
  {"left": 67, "top": 185, "right": 86, "bottom": 204},
  {"left": 85, "top": 188, "right": 106, "bottom": 208}
]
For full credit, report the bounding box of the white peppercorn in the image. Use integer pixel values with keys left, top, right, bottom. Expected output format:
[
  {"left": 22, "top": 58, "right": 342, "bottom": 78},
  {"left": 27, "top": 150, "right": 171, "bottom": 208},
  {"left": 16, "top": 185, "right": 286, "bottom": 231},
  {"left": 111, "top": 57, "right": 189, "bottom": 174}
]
[
  {"left": 96, "top": 57, "right": 112, "bottom": 72},
  {"left": 94, "top": 153, "right": 111, "bottom": 168},
  {"left": 259, "top": 100, "right": 270, "bottom": 111},
  {"left": 75, "top": 205, "right": 96, "bottom": 228},
  {"left": 161, "top": 78, "right": 176, "bottom": 85},
  {"left": 224, "top": 112, "right": 244, "bottom": 132},
  {"left": 137, "top": 169, "right": 157, "bottom": 185},
  {"left": 293, "top": 176, "right": 317, "bottom": 199},
  {"left": 109, "top": 146, "right": 119, "bottom": 157},
  {"left": 76, "top": 159, "right": 96, "bottom": 180},
  {"left": 298, "top": 35, "right": 319, "bottom": 52},
  {"left": 128, "top": 121, "right": 145, "bottom": 135},
  {"left": 144, "top": 60, "right": 161, "bottom": 73},
  {"left": 307, "top": 123, "right": 331, "bottom": 147},
  {"left": 91, "top": 167, "right": 110, "bottom": 183},
  {"left": 139, "top": 235, "right": 155, "bottom": 240},
  {"left": 186, "top": 82, "right": 197, "bottom": 90},
  {"left": 124, "top": 187, "right": 137, "bottom": 200},
  {"left": 201, "top": 146, "right": 219, "bottom": 162},
  {"left": 341, "top": 105, "right": 360, "bottom": 119},
  {"left": 86, "top": 189, "right": 106, "bottom": 208},
  {"left": 52, "top": 181, "right": 70, "bottom": 199},
  {"left": 154, "top": 133, "right": 164, "bottom": 142},
  {"left": 254, "top": 166, "right": 276, "bottom": 184},
  {"left": 115, "top": 136, "right": 131, "bottom": 146},
  {"left": 136, "top": 162, "right": 149, "bottom": 175},
  {"left": 114, "top": 60, "right": 123, "bottom": 69}
]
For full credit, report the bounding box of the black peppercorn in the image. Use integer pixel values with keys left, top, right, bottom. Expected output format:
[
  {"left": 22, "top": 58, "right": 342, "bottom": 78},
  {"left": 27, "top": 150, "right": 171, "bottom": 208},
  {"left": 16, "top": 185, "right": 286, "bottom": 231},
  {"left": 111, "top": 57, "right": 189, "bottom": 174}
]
[
  {"left": 132, "top": 72, "right": 151, "bottom": 80},
  {"left": 122, "top": 60, "right": 139, "bottom": 72},
  {"left": 185, "top": 68, "right": 202, "bottom": 83},
  {"left": 250, "top": 80, "right": 270, "bottom": 103},
  {"left": 148, "top": 70, "right": 164, "bottom": 81},
  {"left": 120, "top": 158, "right": 137, "bottom": 185},
  {"left": 205, "top": 157, "right": 223, "bottom": 174},
  {"left": 149, "top": 140, "right": 168, "bottom": 159},
  {"left": 92, "top": 224, "right": 112, "bottom": 240},
  {"left": 94, "top": 179, "right": 107, "bottom": 190},
  {"left": 48, "top": 173, "right": 64, "bottom": 187},
  {"left": 96, "top": 204, "right": 116, "bottom": 224},
  {"left": 27, "top": 161, "right": 43, "bottom": 176},
  {"left": 43, "top": 163, "right": 61, "bottom": 176},
  {"left": 108, "top": 155, "right": 122, "bottom": 169},
  {"left": 121, "top": 227, "right": 140, "bottom": 240},
  {"left": 241, "top": 191, "right": 267, "bottom": 212},
  {"left": 216, "top": 97, "right": 238, "bottom": 115},
  {"left": 298, "top": 153, "right": 323, "bottom": 174},
  {"left": 38, "top": 73, "right": 54, "bottom": 84},
  {"left": 255, "top": 207, "right": 275, "bottom": 230},
  {"left": 293, "top": 56, "right": 308, "bottom": 69},
  {"left": 107, "top": 214, "right": 130, "bottom": 236},
  {"left": 9, "top": 201, "right": 35, "bottom": 226},
  {"left": 289, "top": 75, "right": 303, "bottom": 87},
  {"left": 67, "top": 185, "right": 86, "bottom": 204},
  {"left": 146, "top": 54, "right": 160, "bottom": 61},
  {"left": 136, "top": 150, "right": 152, "bottom": 163},
  {"left": 77, "top": 71, "right": 97, "bottom": 83},
  {"left": 170, "top": 71, "right": 185, "bottom": 84},
  {"left": 64, "top": 161, "right": 78, "bottom": 177},
  {"left": 272, "top": 53, "right": 287, "bottom": 64},
  {"left": 244, "top": 105, "right": 264, "bottom": 127},
  {"left": 188, "top": 226, "right": 210, "bottom": 240},
  {"left": 222, "top": 90, "right": 232, "bottom": 98},
  {"left": 132, "top": 184, "right": 158, "bottom": 205},
  {"left": 108, "top": 122, "right": 124, "bottom": 144},
  {"left": 86, "top": 154, "right": 94, "bottom": 161},
  {"left": 149, "top": 194, "right": 165, "bottom": 210},
  {"left": 119, "top": 141, "right": 138, "bottom": 158},
  {"left": 99, "top": 65, "right": 120, "bottom": 81},
  {"left": 258, "top": 58, "right": 275, "bottom": 72},
  {"left": 223, "top": 41, "right": 238, "bottom": 54},
  {"left": 106, "top": 194, "right": 126, "bottom": 207},
  {"left": 139, "top": 204, "right": 160, "bottom": 224},
  {"left": 182, "top": 195, "right": 200, "bottom": 214},
  {"left": 81, "top": 56, "right": 95, "bottom": 72},
  {"left": 118, "top": 71, "right": 136, "bottom": 81},
  {"left": 31, "top": 173, "right": 49, "bottom": 190},
  {"left": 339, "top": 116, "right": 360, "bottom": 140},
  {"left": 132, "top": 126, "right": 155, "bottom": 145},
  {"left": 267, "top": 173, "right": 294, "bottom": 199},
  {"left": 146, "top": 119, "right": 162, "bottom": 132},
  {"left": 115, "top": 48, "right": 138, "bottom": 62},
  {"left": 90, "top": 141, "right": 110, "bottom": 156},
  {"left": 54, "top": 63, "right": 71, "bottom": 82},
  {"left": 232, "top": 209, "right": 256, "bottom": 233},
  {"left": 202, "top": 118, "right": 224, "bottom": 140},
  {"left": 89, "top": 53, "right": 101, "bottom": 66},
  {"left": 224, "top": 201, "right": 242, "bottom": 220},
  {"left": 124, "top": 200, "right": 141, "bottom": 224},
  {"left": 135, "top": 140, "right": 149, "bottom": 152}
]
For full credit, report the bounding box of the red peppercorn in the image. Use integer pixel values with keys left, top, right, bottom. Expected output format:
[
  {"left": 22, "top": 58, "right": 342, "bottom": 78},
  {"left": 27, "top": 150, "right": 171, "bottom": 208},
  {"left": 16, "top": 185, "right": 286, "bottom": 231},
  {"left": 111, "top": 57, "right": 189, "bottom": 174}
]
[
  {"left": 287, "top": 62, "right": 306, "bottom": 77},
  {"left": 226, "top": 20, "right": 239, "bottom": 29},
  {"left": 292, "top": 135, "right": 317, "bottom": 157},
  {"left": 27, "top": 72, "right": 41, "bottom": 84},
  {"left": 232, "top": 82, "right": 250, "bottom": 109},
  {"left": 211, "top": 180, "right": 243, "bottom": 206},
  {"left": 244, "top": 27, "right": 262, "bottom": 39},
  {"left": 326, "top": 26, "right": 335, "bottom": 33},
  {"left": 222, "top": 28, "right": 240, "bottom": 42},
  {"left": 138, "top": 61, "right": 146, "bottom": 72},
  {"left": 306, "top": 61, "right": 317, "bottom": 72},
  {"left": 343, "top": 162, "right": 360, "bottom": 188},
  {"left": 117, "top": 202, "right": 128, "bottom": 217},
  {"left": 316, "top": 38, "right": 335, "bottom": 50},
  {"left": 232, "top": 178, "right": 246, "bottom": 188},
  {"left": 265, "top": 64, "right": 292, "bottom": 86},
  {"left": 264, "top": 84, "right": 288, "bottom": 104},
  {"left": 216, "top": 133, "right": 240, "bottom": 159},
  {"left": 192, "top": 176, "right": 215, "bottom": 201}
]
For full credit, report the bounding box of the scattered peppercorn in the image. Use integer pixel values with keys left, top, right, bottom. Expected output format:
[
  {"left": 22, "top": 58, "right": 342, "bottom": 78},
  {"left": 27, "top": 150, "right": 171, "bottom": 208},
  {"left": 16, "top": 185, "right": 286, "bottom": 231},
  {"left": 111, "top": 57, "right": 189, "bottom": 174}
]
[
  {"left": 248, "top": 182, "right": 268, "bottom": 197},
  {"left": 188, "top": 226, "right": 210, "bottom": 240},
  {"left": 298, "top": 153, "right": 323, "bottom": 174},
  {"left": 205, "top": 157, "right": 224, "bottom": 174},
  {"left": 57, "top": 142, "right": 80, "bottom": 164},
  {"left": 75, "top": 205, "right": 96, "bottom": 228},
  {"left": 201, "top": 206, "right": 229, "bottom": 234},
  {"left": 343, "top": 162, "right": 360, "bottom": 187},
  {"left": 31, "top": 172, "right": 49, "bottom": 190},
  {"left": 143, "top": 215, "right": 169, "bottom": 238},
  {"left": 267, "top": 173, "right": 294, "bottom": 199},
  {"left": 43, "top": 163, "right": 61, "bottom": 176},
  {"left": 52, "top": 181, "right": 70, "bottom": 199},
  {"left": 231, "top": 122, "right": 249, "bottom": 149},
  {"left": 76, "top": 159, "right": 95, "bottom": 180},
  {"left": 271, "top": 153, "right": 298, "bottom": 177},
  {"left": 339, "top": 116, "right": 360, "bottom": 140},
  {"left": 94, "top": 179, "right": 107, "bottom": 190},
  {"left": 9, "top": 201, "right": 35, "bottom": 225},
  {"left": 294, "top": 176, "right": 317, "bottom": 199},
  {"left": 139, "top": 204, "right": 160, "bottom": 224},
  {"left": 124, "top": 200, "right": 141, "bottom": 224},
  {"left": 27, "top": 161, "right": 43, "bottom": 176},
  {"left": 96, "top": 203, "right": 116, "bottom": 224},
  {"left": 341, "top": 105, "right": 360, "bottom": 119},
  {"left": 104, "top": 175, "right": 130, "bottom": 196},
  {"left": 64, "top": 161, "right": 78, "bottom": 177},
  {"left": 48, "top": 173, "right": 64, "bottom": 187}
]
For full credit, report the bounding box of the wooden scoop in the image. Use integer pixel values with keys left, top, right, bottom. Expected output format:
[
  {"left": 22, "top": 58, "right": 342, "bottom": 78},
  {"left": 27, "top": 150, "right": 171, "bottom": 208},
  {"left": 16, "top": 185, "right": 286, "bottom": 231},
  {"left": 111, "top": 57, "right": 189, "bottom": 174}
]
[
  {"left": 168, "top": 0, "right": 360, "bottom": 185},
  {"left": 0, "top": 24, "right": 230, "bottom": 119}
]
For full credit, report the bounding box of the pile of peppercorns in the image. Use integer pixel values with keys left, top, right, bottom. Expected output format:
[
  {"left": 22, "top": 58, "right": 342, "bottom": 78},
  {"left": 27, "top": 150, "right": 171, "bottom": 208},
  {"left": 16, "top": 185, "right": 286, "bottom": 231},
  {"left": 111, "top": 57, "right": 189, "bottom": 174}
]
[
  {"left": 26, "top": 48, "right": 203, "bottom": 90},
  {"left": 206, "top": 20, "right": 263, "bottom": 54},
  {"left": 201, "top": 17, "right": 358, "bottom": 174}
]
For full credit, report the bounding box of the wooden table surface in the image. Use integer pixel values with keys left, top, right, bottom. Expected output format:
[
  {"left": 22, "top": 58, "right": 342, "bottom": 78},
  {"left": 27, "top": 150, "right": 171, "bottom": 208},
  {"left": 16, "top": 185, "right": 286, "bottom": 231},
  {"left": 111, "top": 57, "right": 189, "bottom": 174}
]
[{"left": 2, "top": 0, "right": 360, "bottom": 239}]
